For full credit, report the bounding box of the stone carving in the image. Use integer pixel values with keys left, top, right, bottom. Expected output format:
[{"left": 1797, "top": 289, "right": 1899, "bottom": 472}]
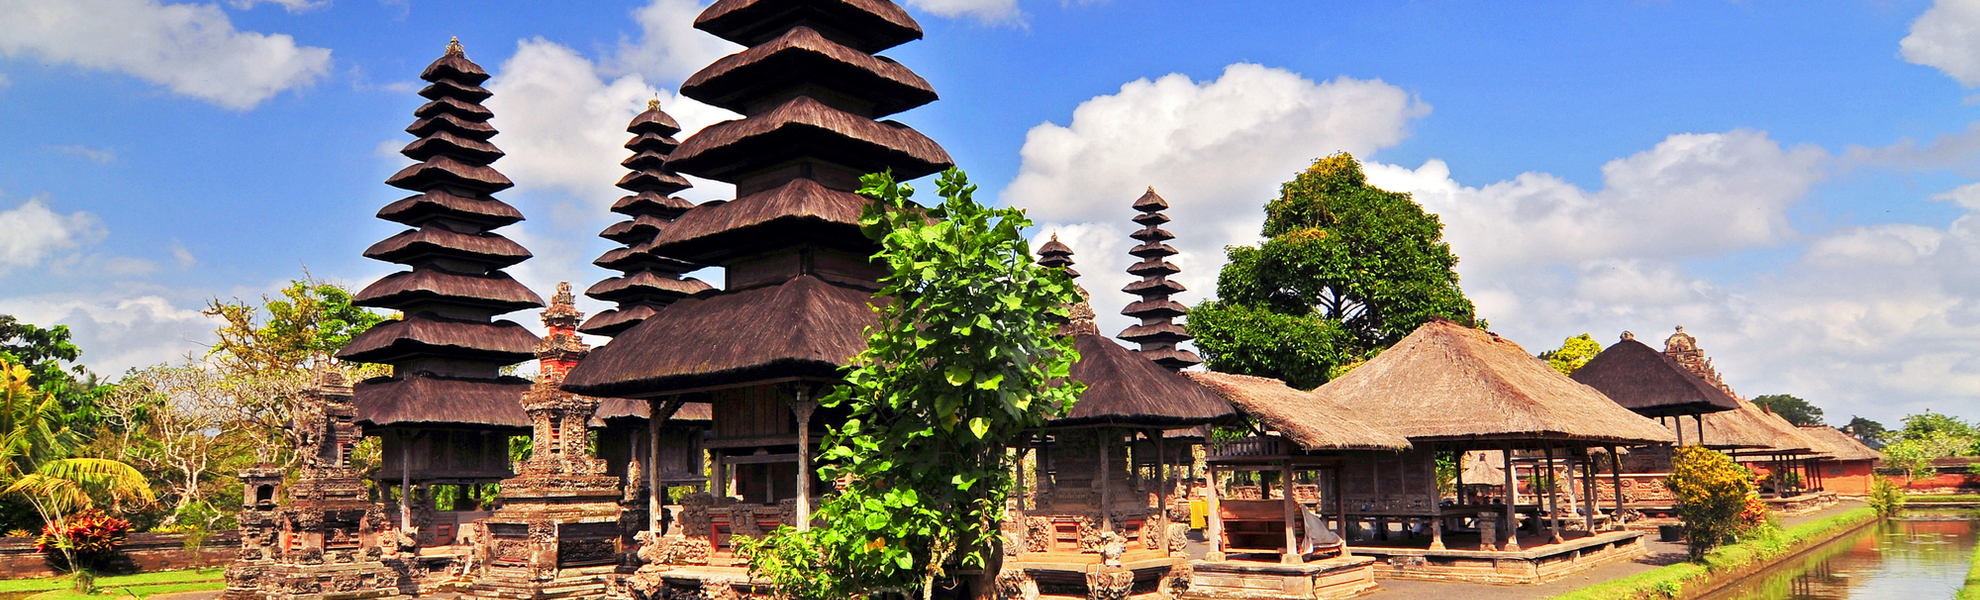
[
  {"left": 997, "top": 570, "right": 1038, "bottom": 600},
  {"left": 1075, "top": 516, "right": 1103, "bottom": 553},
  {"left": 1024, "top": 517, "right": 1053, "bottom": 553},
  {"left": 1164, "top": 562, "right": 1192, "bottom": 598},
  {"left": 679, "top": 493, "right": 714, "bottom": 539},
  {"left": 729, "top": 505, "right": 761, "bottom": 539},
  {"left": 1086, "top": 569, "right": 1134, "bottom": 600},
  {"left": 1098, "top": 531, "right": 1125, "bottom": 568},
  {"left": 1165, "top": 522, "right": 1189, "bottom": 556}
]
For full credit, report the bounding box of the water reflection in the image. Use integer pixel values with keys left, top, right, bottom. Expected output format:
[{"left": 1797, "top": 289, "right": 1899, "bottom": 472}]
[{"left": 1702, "top": 512, "right": 1976, "bottom": 600}]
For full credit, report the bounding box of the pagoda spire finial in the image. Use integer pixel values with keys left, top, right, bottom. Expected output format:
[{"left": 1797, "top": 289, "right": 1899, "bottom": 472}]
[
  {"left": 446, "top": 36, "right": 463, "bottom": 57},
  {"left": 647, "top": 96, "right": 660, "bottom": 111},
  {"left": 1119, "top": 188, "right": 1199, "bottom": 371}
]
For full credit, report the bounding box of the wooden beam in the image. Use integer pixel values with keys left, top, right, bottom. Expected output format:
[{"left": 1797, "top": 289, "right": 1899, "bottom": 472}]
[
  {"left": 1502, "top": 443, "right": 1519, "bottom": 551},
  {"left": 1281, "top": 459, "right": 1300, "bottom": 564}
]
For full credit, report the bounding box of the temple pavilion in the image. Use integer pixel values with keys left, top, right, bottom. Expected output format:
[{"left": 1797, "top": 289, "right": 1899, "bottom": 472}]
[
  {"left": 1307, "top": 319, "right": 1675, "bottom": 584},
  {"left": 339, "top": 39, "right": 540, "bottom": 564},
  {"left": 561, "top": 0, "right": 954, "bottom": 582}
]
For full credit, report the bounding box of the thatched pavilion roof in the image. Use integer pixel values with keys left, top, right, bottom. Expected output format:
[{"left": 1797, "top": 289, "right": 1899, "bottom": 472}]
[
  {"left": 1051, "top": 332, "right": 1236, "bottom": 428},
  {"left": 1680, "top": 400, "right": 1785, "bottom": 451},
  {"left": 589, "top": 398, "right": 712, "bottom": 428},
  {"left": 1184, "top": 371, "right": 1409, "bottom": 451},
  {"left": 1311, "top": 319, "right": 1676, "bottom": 447},
  {"left": 1796, "top": 425, "right": 1883, "bottom": 462},
  {"left": 1571, "top": 336, "right": 1742, "bottom": 418}
]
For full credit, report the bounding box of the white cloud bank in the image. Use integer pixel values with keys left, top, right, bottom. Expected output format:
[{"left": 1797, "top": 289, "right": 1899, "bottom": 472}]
[
  {"left": 1903, "top": 0, "right": 1980, "bottom": 87},
  {"left": 0, "top": 0, "right": 332, "bottom": 109},
  {"left": 0, "top": 196, "right": 103, "bottom": 273}
]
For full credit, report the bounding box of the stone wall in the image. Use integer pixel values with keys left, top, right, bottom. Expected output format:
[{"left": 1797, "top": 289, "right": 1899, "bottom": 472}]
[{"left": 0, "top": 530, "right": 240, "bottom": 579}]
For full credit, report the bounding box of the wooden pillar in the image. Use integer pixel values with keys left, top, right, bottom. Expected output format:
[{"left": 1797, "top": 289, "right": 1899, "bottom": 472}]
[
  {"left": 1100, "top": 430, "right": 1114, "bottom": 530},
  {"left": 1332, "top": 467, "right": 1350, "bottom": 558},
  {"left": 1608, "top": 445, "right": 1625, "bottom": 529},
  {"left": 1675, "top": 417, "right": 1685, "bottom": 446},
  {"left": 1580, "top": 447, "right": 1596, "bottom": 533},
  {"left": 1695, "top": 414, "right": 1706, "bottom": 446},
  {"left": 1155, "top": 430, "right": 1169, "bottom": 528},
  {"left": 1206, "top": 461, "right": 1225, "bottom": 560},
  {"left": 1429, "top": 448, "right": 1446, "bottom": 550},
  {"left": 400, "top": 432, "right": 412, "bottom": 532},
  {"left": 650, "top": 399, "right": 684, "bottom": 534},
  {"left": 1281, "top": 460, "right": 1300, "bottom": 564},
  {"left": 1546, "top": 443, "right": 1563, "bottom": 545},
  {"left": 712, "top": 451, "right": 727, "bottom": 499},
  {"left": 791, "top": 387, "right": 818, "bottom": 531},
  {"left": 1501, "top": 443, "right": 1519, "bottom": 551}
]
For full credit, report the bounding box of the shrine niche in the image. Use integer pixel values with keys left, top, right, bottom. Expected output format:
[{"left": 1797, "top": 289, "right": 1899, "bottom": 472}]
[{"left": 221, "top": 373, "right": 407, "bottom": 600}]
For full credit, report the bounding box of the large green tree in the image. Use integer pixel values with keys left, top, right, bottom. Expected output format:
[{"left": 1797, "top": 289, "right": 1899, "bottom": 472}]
[
  {"left": 0, "top": 316, "right": 110, "bottom": 425},
  {"left": 203, "top": 275, "right": 386, "bottom": 377},
  {"left": 739, "top": 169, "right": 1084, "bottom": 600},
  {"left": 1539, "top": 334, "right": 1603, "bottom": 376},
  {"left": 1750, "top": 394, "right": 1825, "bottom": 427},
  {"left": 1191, "top": 153, "right": 1478, "bottom": 389},
  {"left": 1846, "top": 416, "right": 1887, "bottom": 447}
]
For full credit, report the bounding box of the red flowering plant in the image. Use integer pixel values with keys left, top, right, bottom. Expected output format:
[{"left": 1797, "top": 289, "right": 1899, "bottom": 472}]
[
  {"left": 34, "top": 508, "right": 131, "bottom": 570},
  {"left": 1736, "top": 497, "right": 1769, "bottom": 530}
]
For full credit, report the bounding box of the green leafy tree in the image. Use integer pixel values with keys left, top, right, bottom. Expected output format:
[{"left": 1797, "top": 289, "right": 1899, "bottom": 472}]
[
  {"left": 1191, "top": 154, "right": 1478, "bottom": 389},
  {"left": 738, "top": 169, "right": 1084, "bottom": 600},
  {"left": 1896, "top": 410, "right": 1976, "bottom": 443},
  {"left": 1846, "top": 416, "right": 1888, "bottom": 448},
  {"left": 1867, "top": 477, "right": 1905, "bottom": 517},
  {"left": 1666, "top": 445, "right": 1756, "bottom": 559},
  {"left": 204, "top": 274, "right": 386, "bottom": 377},
  {"left": 1750, "top": 394, "right": 1825, "bottom": 427},
  {"left": 0, "top": 315, "right": 111, "bottom": 426},
  {"left": 1539, "top": 334, "right": 1603, "bottom": 375}
]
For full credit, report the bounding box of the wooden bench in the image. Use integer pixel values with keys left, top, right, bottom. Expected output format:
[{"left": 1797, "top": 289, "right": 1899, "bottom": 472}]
[{"left": 1216, "top": 500, "right": 1341, "bottom": 558}]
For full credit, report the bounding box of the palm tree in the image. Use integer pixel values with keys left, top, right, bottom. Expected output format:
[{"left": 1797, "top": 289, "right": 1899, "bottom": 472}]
[{"left": 0, "top": 360, "right": 154, "bottom": 591}]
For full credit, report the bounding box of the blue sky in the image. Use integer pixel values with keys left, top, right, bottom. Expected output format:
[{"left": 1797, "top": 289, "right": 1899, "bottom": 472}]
[{"left": 4, "top": 0, "right": 1980, "bottom": 427}]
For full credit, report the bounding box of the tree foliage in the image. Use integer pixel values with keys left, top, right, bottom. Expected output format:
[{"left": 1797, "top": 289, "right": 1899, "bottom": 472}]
[
  {"left": 1666, "top": 445, "right": 1757, "bottom": 560},
  {"left": 1867, "top": 477, "right": 1905, "bottom": 517},
  {"left": 1539, "top": 333, "right": 1603, "bottom": 376},
  {"left": 1846, "top": 416, "right": 1888, "bottom": 448},
  {"left": 1190, "top": 154, "right": 1478, "bottom": 389},
  {"left": 0, "top": 315, "right": 111, "bottom": 426},
  {"left": 204, "top": 275, "right": 386, "bottom": 377},
  {"left": 739, "top": 169, "right": 1084, "bottom": 600},
  {"left": 1750, "top": 394, "right": 1825, "bottom": 427}
]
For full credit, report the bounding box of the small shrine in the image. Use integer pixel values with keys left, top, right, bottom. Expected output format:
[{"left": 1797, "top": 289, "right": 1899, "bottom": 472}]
[
  {"left": 460, "top": 284, "right": 626, "bottom": 600},
  {"left": 1002, "top": 212, "right": 1236, "bottom": 600},
  {"left": 223, "top": 373, "right": 408, "bottom": 600},
  {"left": 338, "top": 38, "right": 540, "bottom": 578}
]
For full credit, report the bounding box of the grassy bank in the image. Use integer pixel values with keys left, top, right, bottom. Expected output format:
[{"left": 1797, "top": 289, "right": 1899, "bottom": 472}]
[
  {"left": 1547, "top": 507, "right": 1877, "bottom": 600},
  {"left": 1907, "top": 494, "right": 1980, "bottom": 503},
  {"left": 1960, "top": 538, "right": 1980, "bottom": 600},
  {"left": 0, "top": 567, "right": 225, "bottom": 599}
]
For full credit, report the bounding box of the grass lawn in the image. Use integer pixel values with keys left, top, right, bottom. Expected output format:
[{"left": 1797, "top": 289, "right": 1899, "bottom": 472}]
[
  {"left": 1907, "top": 494, "right": 1980, "bottom": 503},
  {"left": 0, "top": 568, "right": 224, "bottom": 599},
  {"left": 1961, "top": 537, "right": 1980, "bottom": 600}
]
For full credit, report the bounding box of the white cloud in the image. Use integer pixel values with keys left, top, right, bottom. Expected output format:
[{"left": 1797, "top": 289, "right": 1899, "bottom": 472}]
[
  {"left": 0, "top": 288, "right": 214, "bottom": 375},
  {"left": 608, "top": 0, "right": 739, "bottom": 82},
  {"left": 1364, "top": 130, "right": 1828, "bottom": 273},
  {"left": 903, "top": 0, "right": 1022, "bottom": 23},
  {"left": 0, "top": 196, "right": 103, "bottom": 273},
  {"left": 1844, "top": 121, "right": 1980, "bottom": 177},
  {"left": 1004, "top": 63, "right": 1428, "bottom": 336},
  {"left": 52, "top": 144, "right": 115, "bottom": 163},
  {"left": 169, "top": 239, "right": 196, "bottom": 269},
  {"left": 0, "top": 0, "right": 332, "bottom": 109},
  {"left": 225, "top": 0, "right": 324, "bottom": 12},
  {"left": 1902, "top": 0, "right": 1980, "bottom": 87}
]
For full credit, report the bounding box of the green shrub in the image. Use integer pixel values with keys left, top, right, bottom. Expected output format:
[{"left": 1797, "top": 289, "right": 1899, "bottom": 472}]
[
  {"left": 1667, "top": 446, "right": 1757, "bottom": 559},
  {"left": 1868, "top": 478, "right": 1907, "bottom": 517}
]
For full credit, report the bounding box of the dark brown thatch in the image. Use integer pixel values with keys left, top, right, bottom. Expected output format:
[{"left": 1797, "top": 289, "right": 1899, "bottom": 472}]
[
  {"left": 377, "top": 190, "right": 523, "bottom": 228},
  {"left": 648, "top": 177, "right": 870, "bottom": 262},
  {"left": 562, "top": 275, "right": 879, "bottom": 397},
  {"left": 1797, "top": 425, "right": 1883, "bottom": 462},
  {"left": 612, "top": 191, "right": 696, "bottom": 216},
  {"left": 420, "top": 79, "right": 491, "bottom": 103},
  {"left": 405, "top": 113, "right": 498, "bottom": 141},
  {"left": 667, "top": 95, "right": 952, "bottom": 183},
  {"left": 402, "top": 131, "right": 504, "bottom": 163},
  {"left": 1313, "top": 319, "right": 1676, "bottom": 446},
  {"left": 355, "top": 269, "right": 545, "bottom": 312},
  {"left": 588, "top": 398, "right": 713, "bottom": 427},
  {"left": 363, "top": 228, "right": 531, "bottom": 268},
  {"left": 1050, "top": 333, "right": 1236, "bottom": 428},
  {"left": 1757, "top": 408, "right": 1827, "bottom": 457},
  {"left": 1571, "top": 338, "right": 1742, "bottom": 418},
  {"left": 1684, "top": 399, "right": 1809, "bottom": 452},
  {"left": 696, "top": 0, "right": 922, "bottom": 54},
  {"left": 386, "top": 155, "right": 514, "bottom": 193},
  {"left": 682, "top": 25, "right": 936, "bottom": 118},
  {"left": 336, "top": 314, "right": 538, "bottom": 364},
  {"left": 1184, "top": 371, "right": 1406, "bottom": 450},
  {"left": 585, "top": 271, "right": 716, "bottom": 301},
  {"left": 414, "top": 96, "right": 494, "bottom": 120},
  {"left": 353, "top": 372, "right": 528, "bottom": 430},
  {"left": 420, "top": 52, "right": 491, "bottom": 85},
  {"left": 577, "top": 305, "right": 658, "bottom": 337}
]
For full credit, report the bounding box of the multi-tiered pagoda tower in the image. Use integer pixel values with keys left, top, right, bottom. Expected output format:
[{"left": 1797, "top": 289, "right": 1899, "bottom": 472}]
[
  {"left": 562, "top": 0, "right": 952, "bottom": 567},
  {"left": 581, "top": 99, "right": 713, "bottom": 337},
  {"left": 1119, "top": 188, "right": 1201, "bottom": 370},
  {"left": 338, "top": 38, "right": 538, "bottom": 549}
]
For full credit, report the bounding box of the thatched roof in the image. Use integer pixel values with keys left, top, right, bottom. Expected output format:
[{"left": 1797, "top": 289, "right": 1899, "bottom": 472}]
[
  {"left": 589, "top": 398, "right": 713, "bottom": 428},
  {"left": 682, "top": 25, "right": 936, "bottom": 118},
  {"left": 695, "top": 0, "right": 923, "bottom": 54},
  {"left": 1571, "top": 337, "right": 1741, "bottom": 418},
  {"left": 667, "top": 96, "right": 952, "bottom": 184},
  {"left": 1311, "top": 319, "right": 1676, "bottom": 447},
  {"left": 561, "top": 275, "right": 878, "bottom": 397},
  {"left": 1050, "top": 333, "right": 1235, "bottom": 428},
  {"left": 1184, "top": 371, "right": 1406, "bottom": 451},
  {"left": 1757, "top": 408, "right": 1829, "bottom": 457},
  {"left": 336, "top": 314, "right": 538, "bottom": 364},
  {"left": 352, "top": 372, "right": 529, "bottom": 431},
  {"left": 1679, "top": 401, "right": 1783, "bottom": 450},
  {"left": 1797, "top": 425, "right": 1883, "bottom": 462},
  {"left": 649, "top": 178, "right": 871, "bottom": 263}
]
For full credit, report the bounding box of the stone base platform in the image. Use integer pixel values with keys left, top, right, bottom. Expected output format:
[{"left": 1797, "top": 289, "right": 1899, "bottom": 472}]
[
  {"left": 1764, "top": 492, "right": 1838, "bottom": 516},
  {"left": 1182, "top": 556, "right": 1378, "bottom": 600},
  {"left": 1348, "top": 530, "right": 1646, "bottom": 585},
  {"left": 459, "top": 564, "right": 618, "bottom": 600},
  {"left": 1003, "top": 551, "right": 1188, "bottom": 600}
]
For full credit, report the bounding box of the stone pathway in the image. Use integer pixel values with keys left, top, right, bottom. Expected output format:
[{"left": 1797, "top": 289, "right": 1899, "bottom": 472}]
[{"left": 1357, "top": 501, "right": 1867, "bottom": 600}]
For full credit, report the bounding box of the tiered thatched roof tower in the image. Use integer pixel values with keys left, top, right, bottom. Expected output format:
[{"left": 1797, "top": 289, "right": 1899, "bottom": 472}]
[
  {"left": 340, "top": 38, "right": 538, "bottom": 523},
  {"left": 1119, "top": 188, "right": 1201, "bottom": 370},
  {"left": 580, "top": 100, "right": 713, "bottom": 337}
]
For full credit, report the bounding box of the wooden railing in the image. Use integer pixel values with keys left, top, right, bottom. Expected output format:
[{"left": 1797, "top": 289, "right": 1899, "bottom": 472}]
[{"left": 1206, "top": 436, "right": 1292, "bottom": 461}]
